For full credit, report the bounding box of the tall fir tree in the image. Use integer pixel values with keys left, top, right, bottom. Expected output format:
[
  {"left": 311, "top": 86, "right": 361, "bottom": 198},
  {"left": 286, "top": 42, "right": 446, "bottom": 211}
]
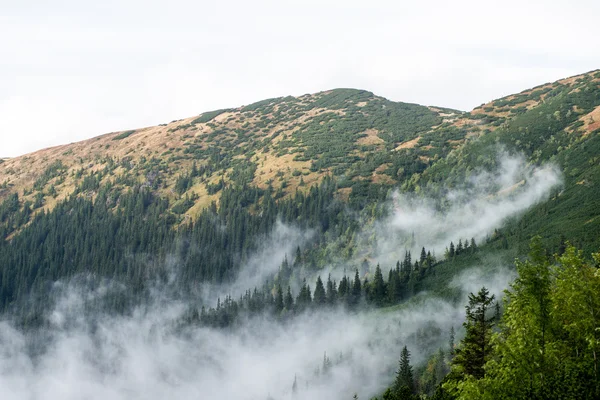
[
  {"left": 313, "top": 276, "right": 327, "bottom": 307},
  {"left": 451, "top": 287, "right": 495, "bottom": 379},
  {"left": 395, "top": 345, "right": 415, "bottom": 394}
]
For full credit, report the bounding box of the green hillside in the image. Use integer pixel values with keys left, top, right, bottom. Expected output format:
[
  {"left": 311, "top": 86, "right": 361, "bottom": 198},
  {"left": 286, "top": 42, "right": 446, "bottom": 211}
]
[
  {"left": 0, "top": 70, "right": 600, "bottom": 399},
  {"left": 0, "top": 71, "right": 599, "bottom": 312}
]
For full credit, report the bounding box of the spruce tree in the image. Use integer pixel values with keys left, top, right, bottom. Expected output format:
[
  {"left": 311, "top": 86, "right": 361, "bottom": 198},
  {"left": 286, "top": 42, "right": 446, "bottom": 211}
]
[
  {"left": 372, "top": 264, "right": 386, "bottom": 306},
  {"left": 420, "top": 247, "right": 427, "bottom": 264},
  {"left": 395, "top": 345, "right": 415, "bottom": 394},
  {"left": 313, "top": 276, "right": 327, "bottom": 307},
  {"left": 456, "top": 239, "right": 463, "bottom": 255},
  {"left": 326, "top": 274, "right": 337, "bottom": 305},
  {"left": 284, "top": 286, "right": 294, "bottom": 311},
  {"left": 274, "top": 284, "right": 284, "bottom": 314},
  {"left": 350, "top": 269, "right": 362, "bottom": 307},
  {"left": 448, "top": 241, "right": 455, "bottom": 258},
  {"left": 452, "top": 287, "right": 495, "bottom": 379}
]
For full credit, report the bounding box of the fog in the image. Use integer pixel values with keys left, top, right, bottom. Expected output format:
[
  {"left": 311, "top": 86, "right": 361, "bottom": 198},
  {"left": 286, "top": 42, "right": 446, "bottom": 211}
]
[
  {"left": 0, "top": 152, "right": 558, "bottom": 399},
  {"left": 367, "top": 152, "right": 562, "bottom": 265},
  {"left": 0, "top": 264, "right": 513, "bottom": 400},
  {"left": 198, "top": 221, "right": 314, "bottom": 305}
]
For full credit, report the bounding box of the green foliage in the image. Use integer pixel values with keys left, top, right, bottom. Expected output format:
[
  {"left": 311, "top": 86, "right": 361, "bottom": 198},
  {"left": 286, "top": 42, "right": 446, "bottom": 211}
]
[
  {"left": 444, "top": 239, "right": 600, "bottom": 399},
  {"left": 33, "top": 160, "right": 66, "bottom": 190},
  {"left": 191, "top": 109, "right": 233, "bottom": 124},
  {"left": 112, "top": 130, "right": 136, "bottom": 141},
  {"left": 450, "top": 287, "right": 496, "bottom": 379},
  {"left": 395, "top": 346, "right": 415, "bottom": 393}
]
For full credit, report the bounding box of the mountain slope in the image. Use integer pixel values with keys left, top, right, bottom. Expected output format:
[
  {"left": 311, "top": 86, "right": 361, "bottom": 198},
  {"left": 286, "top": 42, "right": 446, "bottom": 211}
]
[
  {"left": 0, "top": 70, "right": 599, "bottom": 316},
  {"left": 0, "top": 89, "right": 459, "bottom": 219}
]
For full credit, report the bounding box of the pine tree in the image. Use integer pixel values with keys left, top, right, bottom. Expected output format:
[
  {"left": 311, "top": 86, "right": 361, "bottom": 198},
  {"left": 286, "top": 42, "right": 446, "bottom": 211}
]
[
  {"left": 395, "top": 345, "right": 415, "bottom": 394},
  {"left": 326, "top": 274, "right": 337, "bottom": 305},
  {"left": 470, "top": 237, "right": 477, "bottom": 253},
  {"left": 372, "top": 264, "right": 386, "bottom": 306},
  {"left": 294, "top": 246, "right": 302, "bottom": 267},
  {"left": 338, "top": 275, "right": 348, "bottom": 298},
  {"left": 448, "top": 241, "right": 455, "bottom": 258},
  {"left": 420, "top": 247, "right": 427, "bottom": 264},
  {"left": 350, "top": 269, "right": 362, "bottom": 307},
  {"left": 296, "top": 279, "right": 312, "bottom": 311},
  {"left": 452, "top": 287, "right": 495, "bottom": 379},
  {"left": 387, "top": 269, "right": 398, "bottom": 304},
  {"left": 404, "top": 250, "right": 412, "bottom": 270},
  {"left": 313, "top": 276, "right": 327, "bottom": 307},
  {"left": 274, "top": 284, "right": 284, "bottom": 314},
  {"left": 284, "top": 285, "right": 294, "bottom": 311}
]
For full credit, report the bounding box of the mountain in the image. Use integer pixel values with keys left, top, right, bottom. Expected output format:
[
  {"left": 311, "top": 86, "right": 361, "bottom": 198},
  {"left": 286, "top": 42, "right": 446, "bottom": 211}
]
[
  {"left": 0, "top": 71, "right": 599, "bottom": 295},
  {"left": 0, "top": 89, "right": 459, "bottom": 215},
  {"left": 1, "top": 69, "right": 600, "bottom": 400},
  {"left": 1, "top": 71, "right": 599, "bottom": 244}
]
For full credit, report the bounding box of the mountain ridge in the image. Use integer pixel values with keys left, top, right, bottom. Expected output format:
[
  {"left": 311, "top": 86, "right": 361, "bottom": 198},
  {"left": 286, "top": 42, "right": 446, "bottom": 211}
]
[{"left": 1, "top": 70, "right": 599, "bottom": 245}]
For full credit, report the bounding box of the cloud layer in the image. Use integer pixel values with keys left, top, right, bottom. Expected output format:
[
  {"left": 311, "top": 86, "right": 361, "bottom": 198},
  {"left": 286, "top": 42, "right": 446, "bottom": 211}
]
[{"left": 0, "top": 265, "right": 511, "bottom": 400}]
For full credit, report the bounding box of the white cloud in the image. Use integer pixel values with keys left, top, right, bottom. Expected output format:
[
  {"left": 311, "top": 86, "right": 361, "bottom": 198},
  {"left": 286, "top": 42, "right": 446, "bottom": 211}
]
[{"left": 359, "top": 152, "right": 563, "bottom": 265}]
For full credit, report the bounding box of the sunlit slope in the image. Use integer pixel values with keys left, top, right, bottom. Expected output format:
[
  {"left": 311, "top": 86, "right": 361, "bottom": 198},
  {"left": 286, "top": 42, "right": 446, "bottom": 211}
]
[{"left": 0, "top": 89, "right": 457, "bottom": 218}]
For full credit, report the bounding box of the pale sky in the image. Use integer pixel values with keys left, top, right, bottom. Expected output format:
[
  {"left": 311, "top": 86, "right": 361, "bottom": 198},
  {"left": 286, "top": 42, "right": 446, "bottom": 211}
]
[{"left": 1, "top": 0, "right": 599, "bottom": 158}]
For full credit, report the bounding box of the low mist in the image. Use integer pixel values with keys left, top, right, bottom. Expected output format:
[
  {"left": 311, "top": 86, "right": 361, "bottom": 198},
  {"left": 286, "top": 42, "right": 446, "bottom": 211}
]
[
  {"left": 0, "top": 265, "right": 510, "bottom": 400},
  {"left": 370, "top": 152, "right": 562, "bottom": 263}
]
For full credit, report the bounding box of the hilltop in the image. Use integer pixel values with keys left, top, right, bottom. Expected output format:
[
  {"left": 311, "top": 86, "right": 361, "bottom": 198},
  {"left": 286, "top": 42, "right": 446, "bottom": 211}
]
[
  {"left": 0, "top": 89, "right": 465, "bottom": 217},
  {"left": 2, "top": 72, "right": 599, "bottom": 225}
]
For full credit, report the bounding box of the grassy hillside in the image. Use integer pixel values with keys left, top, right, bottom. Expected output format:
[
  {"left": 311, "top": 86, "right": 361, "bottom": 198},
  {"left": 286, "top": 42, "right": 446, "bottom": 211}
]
[
  {"left": 0, "top": 70, "right": 599, "bottom": 318},
  {"left": 0, "top": 89, "right": 460, "bottom": 220}
]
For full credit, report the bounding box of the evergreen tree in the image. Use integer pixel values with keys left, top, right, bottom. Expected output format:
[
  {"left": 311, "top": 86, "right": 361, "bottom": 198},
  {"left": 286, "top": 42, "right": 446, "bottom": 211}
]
[
  {"left": 395, "top": 345, "right": 415, "bottom": 394},
  {"left": 326, "top": 274, "right": 337, "bottom": 305},
  {"left": 446, "top": 239, "right": 600, "bottom": 399},
  {"left": 350, "top": 269, "right": 362, "bottom": 307},
  {"left": 313, "top": 276, "right": 327, "bottom": 307},
  {"left": 420, "top": 247, "right": 427, "bottom": 264},
  {"left": 403, "top": 251, "right": 412, "bottom": 270},
  {"left": 387, "top": 268, "right": 399, "bottom": 304},
  {"left": 296, "top": 279, "right": 312, "bottom": 311},
  {"left": 284, "top": 286, "right": 294, "bottom": 311},
  {"left": 451, "top": 286, "right": 495, "bottom": 379},
  {"left": 322, "top": 352, "right": 331, "bottom": 376},
  {"left": 294, "top": 246, "right": 302, "bottom": 267},
  {"left": 274, "top": 284, "right": 284, "bottom": 314},
  {"left": 338, "top": 275, "right": 348, "bottom": 299},
  {"left": 448, "top": 241, "right": 455, "bottom": 258},
  {"left": 372, "top": 264, "right": 386, "bottom": 306}
]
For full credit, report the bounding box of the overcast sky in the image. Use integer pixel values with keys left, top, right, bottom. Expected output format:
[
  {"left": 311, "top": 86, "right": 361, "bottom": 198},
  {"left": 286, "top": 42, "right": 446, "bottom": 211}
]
[{"left": 1, "top": 0, "right": 599, "bottom": 158}]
